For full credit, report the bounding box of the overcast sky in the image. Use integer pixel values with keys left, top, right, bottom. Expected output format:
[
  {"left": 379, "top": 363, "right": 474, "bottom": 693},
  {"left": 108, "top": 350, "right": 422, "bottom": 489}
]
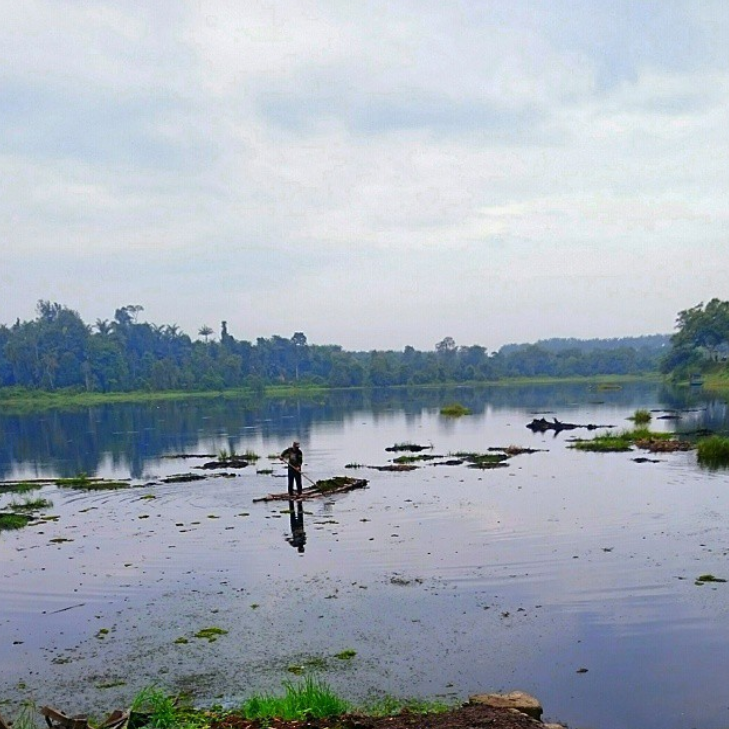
[{"left": 1, "top": 2, "right": 728, "bottom": 351}]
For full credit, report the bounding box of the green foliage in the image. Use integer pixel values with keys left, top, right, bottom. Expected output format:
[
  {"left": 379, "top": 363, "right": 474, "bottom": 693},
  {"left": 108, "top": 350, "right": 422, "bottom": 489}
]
[
  {"left": 130, "top": 687, "right": 179, "bottom": 729},
  {"left": 662, "top": 299, "right": 729, "bottom": 378},
  {"left": 237, "top": 677, "right": 351, "bottom": 721},
  {"left": 0, "top": 300, "right": 669, "bottom": 396},
  {"left": 697, "top": 436, "right": 729, "bottom": 468}
]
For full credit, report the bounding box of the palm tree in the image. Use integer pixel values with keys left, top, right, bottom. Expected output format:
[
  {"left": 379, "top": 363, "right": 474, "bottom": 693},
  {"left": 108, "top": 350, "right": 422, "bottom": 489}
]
[{"left": 198, "top": 325, "right": 214, "bottom": 343}]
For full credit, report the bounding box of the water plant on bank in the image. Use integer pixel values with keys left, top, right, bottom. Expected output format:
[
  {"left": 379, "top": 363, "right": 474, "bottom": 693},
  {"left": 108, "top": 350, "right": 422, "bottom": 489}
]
[{"left": 697, "top": 436, "right": 729, "bottom": 469}]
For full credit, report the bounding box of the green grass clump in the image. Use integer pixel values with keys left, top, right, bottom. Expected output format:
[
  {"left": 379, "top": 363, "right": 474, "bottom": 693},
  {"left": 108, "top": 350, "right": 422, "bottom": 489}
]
[
  {"left": 697, "top": 436, "right": 729, "bottom": 469},
  {"left": 571, "top": 428, "right": 674, "bottom": 453},
  {"left": 439, "top": 403, "right": 471, "bottom": 417},
  {"left": 571, "top": 434, "right": 634, "bottom": 452},
  {"left": 130, "top": 687, "right": 179, "bottom": 729},
  {"left": 0, "top": 513, "right": 33, "bottom": 531},
  {"left": 237, "top": 677, "right": 351, "bottom": 721},
  {"left": 243, "top": 449, "right": 260, "bottom": 462},
  {"left": 696, "top": 574, "right": 727, "bottom": 585},
  {"left": 7, "top": 497, "right": 53, "bottom": 512},
  {"left": 630, "top": 409, "right": 652, "bottom": 425}
]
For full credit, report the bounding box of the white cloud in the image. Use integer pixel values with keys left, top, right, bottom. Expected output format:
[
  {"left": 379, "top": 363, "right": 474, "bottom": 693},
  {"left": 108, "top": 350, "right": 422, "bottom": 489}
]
[{"left": 1, "top": 1, "right": 728, "bottom": 349}]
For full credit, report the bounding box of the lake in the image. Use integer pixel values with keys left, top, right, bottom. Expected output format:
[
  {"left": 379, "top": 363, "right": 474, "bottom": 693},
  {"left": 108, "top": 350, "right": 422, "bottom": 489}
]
[{"left": 1, "top": 382, "right": 728, "bottom": 729}]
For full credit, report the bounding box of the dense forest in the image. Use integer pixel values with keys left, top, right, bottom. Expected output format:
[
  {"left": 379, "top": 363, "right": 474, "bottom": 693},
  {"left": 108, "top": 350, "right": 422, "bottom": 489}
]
[{"left": 0, "top": 301, "right": 673, "bottom": 393}]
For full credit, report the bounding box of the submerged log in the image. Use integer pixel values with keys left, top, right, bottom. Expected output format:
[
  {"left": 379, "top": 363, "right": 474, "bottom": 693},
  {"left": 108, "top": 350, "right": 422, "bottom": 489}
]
[{"left": 253, "top": 476, "right": 368, "bottom": 502}]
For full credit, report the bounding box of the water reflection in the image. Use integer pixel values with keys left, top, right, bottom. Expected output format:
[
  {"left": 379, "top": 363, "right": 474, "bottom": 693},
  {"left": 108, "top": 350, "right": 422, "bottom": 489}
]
[
  {"left": 1, "top": 382, "right": 727, "bottom": 481},
  {"left": 286, "top": 500, "right": 307, "bottom": 553}
]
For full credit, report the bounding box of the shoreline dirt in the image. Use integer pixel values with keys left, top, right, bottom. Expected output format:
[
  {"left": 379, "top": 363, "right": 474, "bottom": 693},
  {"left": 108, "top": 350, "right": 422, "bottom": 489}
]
[{"left": 212, "top": 703, "right": 551, "bottom": 729}]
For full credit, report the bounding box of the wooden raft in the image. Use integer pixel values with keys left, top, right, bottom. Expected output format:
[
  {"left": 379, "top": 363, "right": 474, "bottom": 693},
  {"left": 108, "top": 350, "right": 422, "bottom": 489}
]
[{"left": 253, "top": 476, "right": 368, "bottom": 502}]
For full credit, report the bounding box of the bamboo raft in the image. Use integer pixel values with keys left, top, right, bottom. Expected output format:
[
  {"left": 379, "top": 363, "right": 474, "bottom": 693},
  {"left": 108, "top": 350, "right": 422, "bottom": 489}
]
[{"left": 253, "top": 476, "right": 368, "bottom": 502}]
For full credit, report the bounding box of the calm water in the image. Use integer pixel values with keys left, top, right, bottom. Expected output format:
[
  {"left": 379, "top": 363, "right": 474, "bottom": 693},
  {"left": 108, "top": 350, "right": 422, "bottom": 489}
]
[{"left": 1, "top": 383, "right": 729, "bottom": 729}]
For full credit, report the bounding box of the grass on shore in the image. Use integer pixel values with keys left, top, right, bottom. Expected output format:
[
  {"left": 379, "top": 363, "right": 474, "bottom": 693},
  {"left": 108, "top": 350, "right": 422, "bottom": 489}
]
[{"left": 29, "top": 679, "right": 452, "bottom": 729}]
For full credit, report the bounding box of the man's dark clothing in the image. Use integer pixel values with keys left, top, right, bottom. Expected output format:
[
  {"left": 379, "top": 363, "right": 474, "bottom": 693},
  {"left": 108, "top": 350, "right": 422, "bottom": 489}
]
[{"left": 281, "top": 445, "right": 303, "bottom": 495}]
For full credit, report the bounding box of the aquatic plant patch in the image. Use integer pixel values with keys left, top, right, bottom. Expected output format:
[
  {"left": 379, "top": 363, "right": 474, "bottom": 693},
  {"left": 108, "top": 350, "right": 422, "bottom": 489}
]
[
  {"left": 439, "top": 403, "right": 471, "bottom": 417},
  {"left": 697, "top": 436, "right": 729, "bottom": 468},
  {"left": 0, "top": 513, "right": 32, "bottom": 530},
  {"left": 193, "top": 627, "right": 229, "bottom": 642},
  {"left": 56, "top": 476, "right": 129, "bottom": 490}
]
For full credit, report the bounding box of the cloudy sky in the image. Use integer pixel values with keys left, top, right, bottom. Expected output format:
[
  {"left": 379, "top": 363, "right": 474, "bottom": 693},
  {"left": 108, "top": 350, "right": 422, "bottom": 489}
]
[{"left": 1, "top": 1, "right": 728, "bottom": 351}]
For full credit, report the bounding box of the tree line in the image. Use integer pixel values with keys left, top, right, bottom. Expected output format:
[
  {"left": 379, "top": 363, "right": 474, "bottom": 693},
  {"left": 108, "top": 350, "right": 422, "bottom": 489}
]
[
  {"left": 660, "top": 298, "right": 729, "bottom": 378},
  {"left": 0, "top": 301, "right": 670, "bottom": 393}
]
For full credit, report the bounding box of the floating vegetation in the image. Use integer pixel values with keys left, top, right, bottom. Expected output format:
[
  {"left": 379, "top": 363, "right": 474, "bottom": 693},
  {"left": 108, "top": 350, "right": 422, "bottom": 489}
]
[
  {"left": 452, "top": 452, "right": 510, "bottom": 469},
  {"left": 334, "top": 649, "right": 357, "bottom": 660},
  {"left": 7, "top": 497, "right": 53, "bottom": 512},
  {"left": 315, "top": 476, "right": 363, "bottom": 492},
  {"left": 697, "top": 436, "right": 729, "bottom": 469},
  {"left": 571, "top": 434, "right": 634, "bottom": 453},
  {"left": 287, "top": 656, "right": 329, "bottom": 674},
  {"left": 162, "top": 473, "right": 206, "bottom": 483},
  {"left": 193, "top": 626, "right": 228, "bottom": 642},
  {"left": 56, "top": 475, "right": 129, "bottom": 490},
  {"left": 256, "top": 468, "right": 274, "bottom": 475},
  {"left": 0, "top": 481, "right": 44, "bottom": 494},
  {"left": 370, "top": 464, "right": 418, "bottom": 472},
  {"left": 571, "top": 428, "right": 679, "bottom": 453},
  {"left": 344, "top": 462, "right": 365, "bottom": 469},
  {"left": 385, "top": 442, "right": 431, "bottom": 452},
  {"left": 243, "top": 449, "right": 261, "bottom": 462},
  {"left": 0, "top": 513, "right": 32, "bottom": 531},
  {"left": 629, "top": 409, "right": 652, "bottom": 425},
  {"left": 695, "top": 574, "right": 727, "bottom": 585},
  {"left": 392, "top": 453, "right": 440, "bottom": 464},
  {"left": 439, "top": 403, "right": 471, "bottom": 417},
  {"left": 491, "top": 445, "right": 543, "bottom": 456}
]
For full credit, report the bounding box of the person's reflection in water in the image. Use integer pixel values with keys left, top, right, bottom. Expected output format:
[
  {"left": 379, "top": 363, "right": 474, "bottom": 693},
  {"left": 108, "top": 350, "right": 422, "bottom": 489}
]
[{"left": 286, "top": 500, "right": 307, "bottom": 553}]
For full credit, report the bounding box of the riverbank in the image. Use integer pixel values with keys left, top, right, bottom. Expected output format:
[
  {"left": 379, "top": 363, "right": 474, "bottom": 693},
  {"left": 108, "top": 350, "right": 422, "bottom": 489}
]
[{"left": 0, "top": 374, "right": 661, "bottom": 412}]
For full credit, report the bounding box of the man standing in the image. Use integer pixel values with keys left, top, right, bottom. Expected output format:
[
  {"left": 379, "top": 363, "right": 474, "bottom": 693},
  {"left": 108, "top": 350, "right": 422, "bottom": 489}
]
[{"left": 281, "top": 440, "right": 303, "bottom": 496}]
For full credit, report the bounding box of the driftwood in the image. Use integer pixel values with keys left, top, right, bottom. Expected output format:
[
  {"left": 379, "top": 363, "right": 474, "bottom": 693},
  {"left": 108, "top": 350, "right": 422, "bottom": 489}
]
[
  {"left": 39, "top": 706, "right": 154, "bottom": 729},
  {"left": 526, "top": 417, "right": 613, "bottom": 433},
  {"left": 253, "top": 476, "right": 368, "bottom": 502}
]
